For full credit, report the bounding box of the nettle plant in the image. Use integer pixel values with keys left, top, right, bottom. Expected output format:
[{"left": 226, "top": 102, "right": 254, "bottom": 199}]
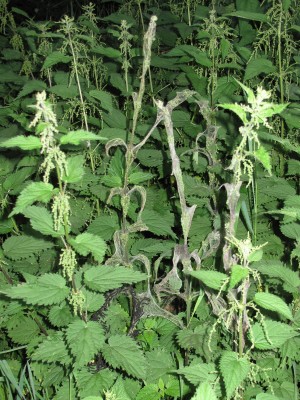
[{"left": 0, "top": 1, "right": 300, "bottom": 400}]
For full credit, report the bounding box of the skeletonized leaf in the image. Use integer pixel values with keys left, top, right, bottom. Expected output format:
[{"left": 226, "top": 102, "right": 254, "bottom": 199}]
[
  {"left": 101, "top": 334, "right": 146, "bottom": 379},
  {"left": 9, "top": 181, "right": 55, "bottom": 217},
  {"left": 69, "top": 233, "right": 107, "bottom": 263},
  {"left": 0, "top": 135, "right": 41, "bottom": 150},
  {"left": 60, "top": 130, "right": 107, "bottom": 145},
  {"left": 2, "top": 273, "right": 69, "bottom": 305},
  {"left": 84, "top": 265, "right": 148, "bottom": 293},
  {"left": 254, "top": 292, "right": 293, "bottom": 320},
  {"left": 66, "top": 320, "right": 105, "bottom": 367},
  {"left": 220, "top": 351, "right": 250, "bottom": 399}
]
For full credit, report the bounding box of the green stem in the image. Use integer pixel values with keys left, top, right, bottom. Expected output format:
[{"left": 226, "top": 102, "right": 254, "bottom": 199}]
[
  {"left": 0, "top": 264, "right": 13, "bottom": 284},
  {"left": 55, "top": 164, "right": 70, "bottom": 242},
  {"left": 277, "top": 4, "right": 286, "bottom": 176}
]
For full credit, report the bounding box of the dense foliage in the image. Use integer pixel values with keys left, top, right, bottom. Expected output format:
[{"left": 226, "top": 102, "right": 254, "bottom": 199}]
[{"left": 0, "top": 0, "right": 299, "bottom": 399}]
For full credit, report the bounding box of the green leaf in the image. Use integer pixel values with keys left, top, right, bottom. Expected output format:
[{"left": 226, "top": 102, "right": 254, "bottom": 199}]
[
  {"left": 101, "top": 334, "right": 146, "bottom": 379},
  {"left": 225, "top": 11, "right": 268, "bottom": 22},
  {"left": 244, "top": 58, "right": 276, "bottom": 81},
  {"left": 87, "top": 214, "right": 120, "bottom": 240},
  {"left": 191, "top": 382, "right": 217, "bottom": 400},
  {"left": 23, "top": 206, "right": 64, "bottom": 237},
  {"left": 2, "top": 235, "right": 54, "bottom": 260},
  {"left": 9, "top": 181, "right": 54, "bottom": 217},
  {"left": 136, "top": 384, "right": 160, "bottom": 400},
  {"left": 218, "top": 103, "right": 247, "bottom": 124},
  {"left": 48, "top": 303, "right": 74, "bottom": 327},
  {"left": 7, "top": 315, "right": 40, "bottom": 345},
  {"left": 229, "top": 265, "right": 249, "bottom": 288},
  {"left": 17, "top": 80, "right": 47, "bottom": 98},
  {"left": 220, "top": 351, "right": 250, "bottom": 399},
  {"left": 75, "top": 367, "right": 116, "bottom": 398},
  {"left": 250, "top": 320, "right": 298, "bottom": 349},
  {"left": 255, "top": 394, "right": 281, "bottom": 400},
  {"left": 142, "top": 209, "right": 176, "bottom": 239},
  {"left": 91, "top": 45, "right": 121, "bottom": 59},
  {"left": 3, "top": 166, "right": 36, "bottom": 194},
  {"left": 66, "top": 320, "right": 105, "bottom": 367},
  {"left": 69, "top": 233, "right": 107, "bottom": 263},
  {"left": 280, "top": 222, "right": 300, "bottom": 240},
  {"left": 2, "top": 273, "right": 69, "bottom": 305},
  {"left": 145, "top": 349, "right": 173, "bottom": 383},
  {"left": 177, "top": 364, "right": 217, "bottom": 386},
  {"left": 248, "top": 249, "right": 264, "bottom": 262},
  {"left": 89, "top": 90, "right": 114, "bottom": 112},
  {"left": 60, "top": 130, "right": 107, "bottom": 145},
  {"left": 253, "top": 146, "right": 272, "bottom": 175},
  {"left": 84, "top": 265, "right": 148, "bottom": 293},
  {"left": 32, "top": 332, "right": 72, "bottom": 365},
  {"left": 0, "top": 135, "right": 41, "bottom": 150},
  {"left": 188, "top": 270, "right": 228, "bottom": 290},
  {"left": 253, "top": 261, "right": 300, "bottom": 292},
  {"left": 128, "top": 171, "right": 154, "bottom": 184},
  {"left": 49, "top": 84, "right": 78, "bottom": 99},
  {"left": 42, "top": 51, "right": 72, "bottom": 69},
  {"left": 62, "top": 154, "right": 85, "bottom": 183},
  {"left": 253, "top": 292, "right": 293, "bottom": 320}
]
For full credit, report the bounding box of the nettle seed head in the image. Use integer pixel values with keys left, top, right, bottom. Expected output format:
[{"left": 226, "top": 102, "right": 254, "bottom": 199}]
[
  {"left": 52, "top": 192, "right": 71, "bottom": 231},
  {"left": 59, "top": 247, "right": 76, "bottom": 281},
  {"left": 40, "top": 146, "right": 68, "bottom": 183},
  {"left": 29, "top": 91, "right": 58, "bottom": 130},
  {"left": 69, "top": 290, "right": 85, "bottom": 316}
]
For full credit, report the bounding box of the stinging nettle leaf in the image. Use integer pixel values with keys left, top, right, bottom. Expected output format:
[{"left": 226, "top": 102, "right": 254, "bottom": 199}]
[
  {"left": 0, "top": 135, "right": 41, "bottom": 150},
  {"left": 66, "top": 320, "right": 105, "bottom": 367},
  {"left": 253, "top": 292, "right": 293, "bottom": 321},
  {"left": 229, "top": 265, "right": 249, "bottom": 288},
  {"left": 42, "top": 51, "right": 72, "bottom": 69},
  {"left": 69, "top": 233, "right": 107, "bottom": 263},
  {"left": 1, "top": 273, "right": 69, "bottom": 305},
  {"left": 253, "top": 146, "right": 272, "bottom": 175},
  {"left": 60, "top": 130, "right": 107, "bottom": 145},
  {"left": 84, "top": 265, "right": 148, "bottom": 293},
  {"left": 32, "top": 332, "right": 72, "bottom": 365},
  {"left": 9, "top": 181, "right": 54, "bottom": 217},
  {"left": 89, "top": 90, "right": 114, "bottom": 112},
  {"left": 191, "top": 381, "right": 217, "bottom": 400},
  {"left": 188, "top": 270, "right": 228, "bottom": 290},
  {"left": 101, "top": 334, "right": 146, "bottom": 379},
  {"left": 2, "top": 235, "right": 54, "bottom": 260},
  {"left": 23, "top": 205, "right": 64, "bottom": 237},
  {"left": 220, "top": 351, "right": 250, "bottom": 399},
  {"left": 250, "top": 320, "right": 298, "bottom": 349},
  {"left": 62, "top": 154, "right": 85, "bottom": 183},
  {"left": 244, "top": 58, "right": 276, "bottom": 81}
]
